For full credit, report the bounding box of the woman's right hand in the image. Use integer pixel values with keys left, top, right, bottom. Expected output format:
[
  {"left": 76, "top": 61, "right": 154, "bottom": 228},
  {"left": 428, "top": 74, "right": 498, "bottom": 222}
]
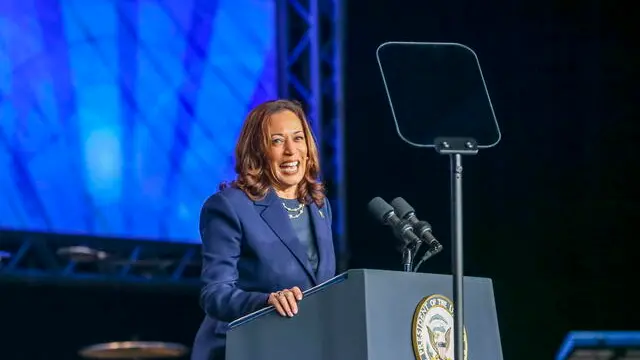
[{"left": 268, "top": 286, "right": 303, "bottom": 317}]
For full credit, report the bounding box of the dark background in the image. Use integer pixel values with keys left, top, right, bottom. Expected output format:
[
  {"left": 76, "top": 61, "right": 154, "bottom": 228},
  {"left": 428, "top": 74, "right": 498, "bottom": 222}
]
[
  {"left": 1, "top": 1, "right": 638, "bottom": 359},
  {"left": 344, "top": 0, "right": 638, "bottom": 358}
]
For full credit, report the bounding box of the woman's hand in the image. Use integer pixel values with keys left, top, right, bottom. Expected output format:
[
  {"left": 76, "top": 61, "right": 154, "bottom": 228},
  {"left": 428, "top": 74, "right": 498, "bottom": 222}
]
[{"left": 268, "top": 286, "right": 303, "bottom": 317}]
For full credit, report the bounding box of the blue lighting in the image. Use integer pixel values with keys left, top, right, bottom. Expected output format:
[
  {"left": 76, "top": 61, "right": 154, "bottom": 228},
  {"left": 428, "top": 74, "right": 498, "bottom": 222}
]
[
  {"left": 0, "top": 0, "right": 277, "bottom": 243},
  {"left": 556, "top": 331, "right": 640, "bottom": 360}
]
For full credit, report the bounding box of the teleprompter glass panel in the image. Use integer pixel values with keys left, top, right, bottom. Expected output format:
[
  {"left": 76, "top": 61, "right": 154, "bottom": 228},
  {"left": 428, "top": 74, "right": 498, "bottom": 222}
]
[{"left": 376, "top": 42, "right": 501, "bottom": 148}]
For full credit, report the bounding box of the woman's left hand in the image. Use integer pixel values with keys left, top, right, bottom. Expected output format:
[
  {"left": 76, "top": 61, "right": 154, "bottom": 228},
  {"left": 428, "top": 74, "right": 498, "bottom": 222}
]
[{"left": 268, "top": 286, "right": 303, "bottom": 317}]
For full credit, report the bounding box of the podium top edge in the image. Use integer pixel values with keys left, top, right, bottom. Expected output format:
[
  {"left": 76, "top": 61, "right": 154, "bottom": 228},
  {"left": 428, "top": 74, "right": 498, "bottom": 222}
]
[
  {"left": 228, "top": 272, "right": 349, "bottom": 329},
  {"left": 347, "top": 268, "right": 495, "bottom": 282}
]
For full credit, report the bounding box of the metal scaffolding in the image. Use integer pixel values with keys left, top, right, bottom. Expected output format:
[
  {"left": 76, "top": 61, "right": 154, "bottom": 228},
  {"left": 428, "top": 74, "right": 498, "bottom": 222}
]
[
  {"left": 278, "top": 0, "right": 347, "bottom": 268},
  {"left": 0, "top": 230, "right": 201, "bottom": 290},
  {"left": 0, "top": 0, "right": 345, "bottom": 287}
]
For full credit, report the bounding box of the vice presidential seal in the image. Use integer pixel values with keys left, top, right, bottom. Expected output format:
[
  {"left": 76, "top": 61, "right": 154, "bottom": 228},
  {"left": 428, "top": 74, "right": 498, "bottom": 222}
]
[{"left": 411, "top": 294, "right": 468, "bottom": 360}]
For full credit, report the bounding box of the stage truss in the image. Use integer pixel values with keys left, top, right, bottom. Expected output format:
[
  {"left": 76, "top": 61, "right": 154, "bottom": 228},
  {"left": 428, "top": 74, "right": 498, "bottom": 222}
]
[
  {"left": 0, "top": 0, "right": 345, "bottom": 289},
  {"left": 277, "top": 0, "right": 347, "bottom": 269}
]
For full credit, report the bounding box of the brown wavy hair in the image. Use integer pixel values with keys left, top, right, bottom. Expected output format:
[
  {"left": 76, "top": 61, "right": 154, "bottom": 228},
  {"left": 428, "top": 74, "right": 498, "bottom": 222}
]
[{"left": 220, "top": 99, "right": 326, "bottom": 207}]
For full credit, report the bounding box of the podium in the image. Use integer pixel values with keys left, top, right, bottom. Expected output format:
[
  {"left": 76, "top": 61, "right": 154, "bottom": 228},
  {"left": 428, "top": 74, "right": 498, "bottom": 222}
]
[{"left": 226, "top": 269, "right": 503, "bottom": 360}]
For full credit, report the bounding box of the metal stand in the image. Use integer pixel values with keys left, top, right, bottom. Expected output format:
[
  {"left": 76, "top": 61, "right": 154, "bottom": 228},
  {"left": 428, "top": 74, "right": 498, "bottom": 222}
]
[
  {"left": 402, "top": 246, "right": 413, "bottom": 272},
  {"left": 412, "top": 240, "right": 443, "bottom": 272},
  {"left": 435, "top": 137, "right": 478, "bottom": 360}
]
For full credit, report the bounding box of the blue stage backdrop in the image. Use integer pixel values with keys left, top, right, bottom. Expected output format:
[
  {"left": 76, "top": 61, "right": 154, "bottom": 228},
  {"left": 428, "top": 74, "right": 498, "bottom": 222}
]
[{"left": 0, "top": 0, "right": 277, "bottom": 243}]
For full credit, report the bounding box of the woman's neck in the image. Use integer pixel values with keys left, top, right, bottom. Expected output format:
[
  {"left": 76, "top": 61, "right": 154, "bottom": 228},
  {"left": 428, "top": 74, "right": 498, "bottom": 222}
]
[{"left": 275, "top": 186, "right": 297, "bottom": 199}]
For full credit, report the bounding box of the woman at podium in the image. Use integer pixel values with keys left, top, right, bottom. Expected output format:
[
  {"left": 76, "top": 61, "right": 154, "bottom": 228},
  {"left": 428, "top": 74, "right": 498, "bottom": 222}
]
[{"left": 191, "top": 99, "right": 337, "bottom": 360}]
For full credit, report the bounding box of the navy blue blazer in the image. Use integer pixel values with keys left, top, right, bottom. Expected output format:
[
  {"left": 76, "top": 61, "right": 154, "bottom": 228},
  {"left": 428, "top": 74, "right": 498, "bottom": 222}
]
[{"left": 191, "top": 186, "right": 336, "bottom": 360}]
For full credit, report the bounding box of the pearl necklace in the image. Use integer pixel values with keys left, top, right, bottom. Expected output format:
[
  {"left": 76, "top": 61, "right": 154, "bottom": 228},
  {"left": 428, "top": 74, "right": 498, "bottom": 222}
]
[{"left": 282, "top": 202, "right": 304, "bottom": 219}]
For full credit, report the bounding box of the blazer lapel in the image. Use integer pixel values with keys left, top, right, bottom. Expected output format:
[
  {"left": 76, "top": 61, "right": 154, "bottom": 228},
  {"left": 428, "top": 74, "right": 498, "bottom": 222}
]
[
  {"left": 309, "top": 201, "right": 335, "bottom": 283},
  {"left": 255, "top": 190, "right": 317, "bottom": 283}
]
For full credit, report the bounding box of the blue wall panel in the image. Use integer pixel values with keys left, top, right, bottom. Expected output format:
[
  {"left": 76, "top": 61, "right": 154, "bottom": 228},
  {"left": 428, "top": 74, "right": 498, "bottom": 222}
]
[{"left": 0, "top": 0, "right": 277, "bottom": 243}]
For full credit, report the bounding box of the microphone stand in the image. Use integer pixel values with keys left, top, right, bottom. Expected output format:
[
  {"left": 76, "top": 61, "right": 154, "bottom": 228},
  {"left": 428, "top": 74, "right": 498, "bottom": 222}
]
[
  {"left": 401, "top": 244, "right": 414, "bottom": 272},
  {"left": 412, "top": 241, "right": 443, "bottom": 272},
  {"left": 394, "top": 219, "right": 420, "bottom": 272},
  {"left": 435, "top": 137, "right": 478, "bottom": 360}
]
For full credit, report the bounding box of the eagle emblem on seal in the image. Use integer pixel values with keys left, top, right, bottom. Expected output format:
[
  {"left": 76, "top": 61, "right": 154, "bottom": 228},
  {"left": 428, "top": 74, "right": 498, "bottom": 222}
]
[{"left": 411, "top": 294, "right": 468, "bottom": 360}]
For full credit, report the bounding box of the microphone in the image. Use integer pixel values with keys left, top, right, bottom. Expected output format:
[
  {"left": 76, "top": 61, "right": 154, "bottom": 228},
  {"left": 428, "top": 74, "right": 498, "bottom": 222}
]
[
  {"left": 390, "top": 197, "right": 443, "bottom": 272},
  {"left": 367, "top": 197, "right": 421, "bottom": 248},
  {"left": 390, "top": 197, "right": 441, "bottom": 249}
]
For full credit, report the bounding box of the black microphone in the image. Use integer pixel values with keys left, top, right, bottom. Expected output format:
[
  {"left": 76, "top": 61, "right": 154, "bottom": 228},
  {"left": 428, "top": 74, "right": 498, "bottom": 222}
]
[
  {"left": 367, "top": 197, "right": 421, "bottom": 247},
  {"left": 390, "top": 197, "right": 443, "bottom": 272},
  {"left": 390, "top": 197, "right": 441, "bottom": 249}
]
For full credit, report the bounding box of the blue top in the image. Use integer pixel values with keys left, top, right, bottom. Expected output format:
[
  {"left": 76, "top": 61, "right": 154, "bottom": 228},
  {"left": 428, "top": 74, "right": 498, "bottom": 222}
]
[{"left": 281, "top": 197, "right": 319, "bottom": 274}]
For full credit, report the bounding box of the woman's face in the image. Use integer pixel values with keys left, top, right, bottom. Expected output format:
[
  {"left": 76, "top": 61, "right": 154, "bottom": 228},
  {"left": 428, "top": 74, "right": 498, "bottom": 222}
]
[{"left": 266, "top": 110, "right": 308, "bottom": 198}]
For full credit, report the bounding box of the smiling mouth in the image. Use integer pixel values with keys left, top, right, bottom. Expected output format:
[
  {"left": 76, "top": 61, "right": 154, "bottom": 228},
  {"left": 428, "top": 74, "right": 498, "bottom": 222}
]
[{"left": 279, "top": 161, "right": 300, "bottom": 174}]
